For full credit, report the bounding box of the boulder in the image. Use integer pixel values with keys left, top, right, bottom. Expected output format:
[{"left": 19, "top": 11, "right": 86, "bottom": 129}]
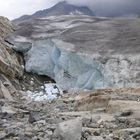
[
  {"left": 0, "top": 16, "right": 23, "bottom": 78},
  {"left": 56, "top": 118, "right": 82, "bottom": 140},
  {"left": 88, "top": 136, "right": 104, "bottom": 140}
]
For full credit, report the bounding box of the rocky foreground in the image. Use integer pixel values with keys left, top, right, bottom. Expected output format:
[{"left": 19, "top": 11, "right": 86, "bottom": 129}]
[
  {"left": 0, "top": 16, "right": 140, "bottom": 140},
  {"left": 1, "top": 88, "right": 140, "bottom": 140}
]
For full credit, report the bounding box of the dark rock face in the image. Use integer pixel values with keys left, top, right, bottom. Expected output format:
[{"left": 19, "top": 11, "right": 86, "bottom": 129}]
[
  {"left": 0, "top": 16, "right": 23, "bottom": 78},
  {"left": 13, "top": 1, "right": 94, "bottom": 23},
  {"left": 0, "top": 16, "right": 23, "bottom": 100}
]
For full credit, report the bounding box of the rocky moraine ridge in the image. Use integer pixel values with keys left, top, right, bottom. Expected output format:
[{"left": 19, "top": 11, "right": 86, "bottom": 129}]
[{"left": 0, "top": 15, "right": 140, "bottom": 140}]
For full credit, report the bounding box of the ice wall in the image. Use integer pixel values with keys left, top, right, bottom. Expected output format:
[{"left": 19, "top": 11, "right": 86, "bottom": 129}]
[
  {"left": 24, "top": 39, "right": 107, "bottom": 90},
  {"left": 9, "top": 16, "right": 140, "bottom": 91},
  {"left": 23, "top": 38, "right": 140, "bottom": 91}
]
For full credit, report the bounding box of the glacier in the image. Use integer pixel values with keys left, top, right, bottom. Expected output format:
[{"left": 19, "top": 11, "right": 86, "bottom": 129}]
[
  {"left": 24, "top": 39, "right": 107, "bottom": 90},
  {"left": 8, "top": 15, "right": 140, "bottom": 91}
]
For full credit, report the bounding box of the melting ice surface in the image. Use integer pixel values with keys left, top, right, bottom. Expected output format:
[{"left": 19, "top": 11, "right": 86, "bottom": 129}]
[{"left": 26, "top": 83, "right": 63, "bottom": 101}]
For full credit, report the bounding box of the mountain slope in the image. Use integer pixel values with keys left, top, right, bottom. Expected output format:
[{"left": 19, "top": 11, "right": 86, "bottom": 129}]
[{"left": 13, "top": 1, "right": 94, "bottom": 23}]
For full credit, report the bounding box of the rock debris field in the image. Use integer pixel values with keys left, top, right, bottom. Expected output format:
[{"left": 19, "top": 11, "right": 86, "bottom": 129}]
[{"left": 1, "top": 88, "right": 140, "bottom": 140}]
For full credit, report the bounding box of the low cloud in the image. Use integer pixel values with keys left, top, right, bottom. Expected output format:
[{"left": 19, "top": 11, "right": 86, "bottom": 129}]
[
  {"left": 67, "top": 0, "right": 140, "bottom": 17},
  {"left": 0, "top": 0, "right": 58, "bottom": 19},
  {"left": 0, "top": 0, "right": 140, "bottom": 19}
]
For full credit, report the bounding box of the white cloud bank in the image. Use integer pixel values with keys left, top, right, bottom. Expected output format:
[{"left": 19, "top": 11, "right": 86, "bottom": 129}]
[
  {"left": 0, "top": 0, "right": 140, "bottom": 20},
  {"left": 0, "top": 0, "right": 59, "bottom": 19}
]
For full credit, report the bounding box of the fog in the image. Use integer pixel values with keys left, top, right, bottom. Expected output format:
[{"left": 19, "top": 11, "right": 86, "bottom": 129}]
[
  {"left": 0, "top": 0, "right": 140, "bottom": 19},
  {"left": 67, "top": 0, "right": 140, "bottom": 17}
]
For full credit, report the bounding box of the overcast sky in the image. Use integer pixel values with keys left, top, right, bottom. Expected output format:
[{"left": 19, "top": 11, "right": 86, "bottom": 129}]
[{"left": 0, "top": 0, "right": 140, "bottom": 20}]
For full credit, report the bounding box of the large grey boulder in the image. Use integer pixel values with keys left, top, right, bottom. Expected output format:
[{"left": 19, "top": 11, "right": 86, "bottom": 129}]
[
  {"left": 55, "top": 118, "right": 82, "bottom": 140},
  {"left": 88, "top": 136, "right": 104, "bottom": 140},
  {"left": 9, "top": 15, "right": 140, "bottom": 91}
]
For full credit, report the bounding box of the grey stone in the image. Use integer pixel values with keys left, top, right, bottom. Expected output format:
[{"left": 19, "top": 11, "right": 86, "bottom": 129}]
[
  {"left": 88, "top": 136, "right": 104, "bottom": 140},
  {"left": 56, "top": 118, "right": 82, "bottom": 140},
  {"left": 14, "top": 42, "right": 32, "bottom": 53},
  {"left": 28, "top": 111, "right": 40, "bottom": 123}
]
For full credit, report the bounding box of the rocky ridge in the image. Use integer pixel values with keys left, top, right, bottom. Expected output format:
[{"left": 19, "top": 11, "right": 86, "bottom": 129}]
[
  {"left": 0, "top": 16, "right": 23, "bottom": 101},
  {"left": 0, "top": 17, "right": 22, "bottom": 78}
]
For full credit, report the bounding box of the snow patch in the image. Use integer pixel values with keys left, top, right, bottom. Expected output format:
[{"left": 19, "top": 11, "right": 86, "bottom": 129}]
[
  {"left": 70, "top": 10, "right": 84, "bottom": 15},
  {"left": 26, "top": 83, "right": 63, "bottom": 101}
]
